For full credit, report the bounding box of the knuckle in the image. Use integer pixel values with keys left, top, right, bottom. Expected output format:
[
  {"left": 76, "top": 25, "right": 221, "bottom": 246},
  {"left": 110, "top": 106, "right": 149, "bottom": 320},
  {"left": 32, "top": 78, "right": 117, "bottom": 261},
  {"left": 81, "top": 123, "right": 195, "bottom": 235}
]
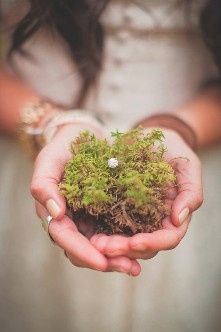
[
  {"left": 145, "top": 243, "right": 155, "bottom": 252},
  {"left": 194, "top": 191, "right": 204, "bottom": 209},
  {"left": 30, "top": 179, "right": 44, "bottom": 198},
  {"left": 167, "top": 242, "right": 178, "bottom": 251},
  {"left": 180, "top": 181, "right": 193, "bottom": 193},
  {"left": 166, "top": 236, "right": 181, "bottom": 250}
]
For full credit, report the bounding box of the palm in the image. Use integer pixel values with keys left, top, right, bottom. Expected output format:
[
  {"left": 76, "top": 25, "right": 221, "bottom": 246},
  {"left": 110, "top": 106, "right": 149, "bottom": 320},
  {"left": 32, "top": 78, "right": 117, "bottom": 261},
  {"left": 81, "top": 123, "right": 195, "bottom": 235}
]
[{"left": 90, "top": 129, "right": 202, "bottom": 260}]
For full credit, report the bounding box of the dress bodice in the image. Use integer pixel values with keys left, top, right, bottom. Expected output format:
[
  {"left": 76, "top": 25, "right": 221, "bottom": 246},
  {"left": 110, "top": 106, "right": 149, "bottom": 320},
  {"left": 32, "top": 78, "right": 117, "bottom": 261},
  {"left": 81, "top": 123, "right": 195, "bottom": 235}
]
[{"left": 2, "top": 0, "right": 217, "bottom": 132}]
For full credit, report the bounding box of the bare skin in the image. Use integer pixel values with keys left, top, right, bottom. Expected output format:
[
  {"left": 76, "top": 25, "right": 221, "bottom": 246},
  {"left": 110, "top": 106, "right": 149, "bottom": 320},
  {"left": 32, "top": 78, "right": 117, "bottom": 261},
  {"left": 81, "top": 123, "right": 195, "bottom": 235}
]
[
  {"left": 1, "top": 67, "right": 221, "bottom": 275},
  {"left": 31, "top": 126, "right": 202, "bottom": 271},
  {"left": 90, "top": 129, "right": 202, "bottom": 260}
]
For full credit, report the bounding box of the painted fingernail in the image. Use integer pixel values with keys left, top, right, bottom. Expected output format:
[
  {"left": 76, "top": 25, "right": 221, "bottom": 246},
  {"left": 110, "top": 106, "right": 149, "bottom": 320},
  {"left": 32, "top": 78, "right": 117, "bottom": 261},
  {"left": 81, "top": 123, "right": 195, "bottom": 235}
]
[
  {"left": 46, "top": 199, "right": 61, "bottom": 219},
  {"left": 178, "top": 207, "right": 190, "bottom": 225}
]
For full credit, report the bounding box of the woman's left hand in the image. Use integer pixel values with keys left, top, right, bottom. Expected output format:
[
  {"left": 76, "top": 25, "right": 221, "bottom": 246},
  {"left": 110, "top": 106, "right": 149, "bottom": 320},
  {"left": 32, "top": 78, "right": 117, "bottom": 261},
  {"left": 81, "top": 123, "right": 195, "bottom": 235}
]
[{"left": 90, "top": 128, "right": 203, "bottom": 260}]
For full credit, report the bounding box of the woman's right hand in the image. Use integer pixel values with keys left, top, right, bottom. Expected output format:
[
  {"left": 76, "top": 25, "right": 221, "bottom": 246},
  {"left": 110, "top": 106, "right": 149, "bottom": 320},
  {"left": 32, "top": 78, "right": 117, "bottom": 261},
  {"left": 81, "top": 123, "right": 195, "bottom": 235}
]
[{"left": 31, "top": 123, "right": 141, "bottom": 276}]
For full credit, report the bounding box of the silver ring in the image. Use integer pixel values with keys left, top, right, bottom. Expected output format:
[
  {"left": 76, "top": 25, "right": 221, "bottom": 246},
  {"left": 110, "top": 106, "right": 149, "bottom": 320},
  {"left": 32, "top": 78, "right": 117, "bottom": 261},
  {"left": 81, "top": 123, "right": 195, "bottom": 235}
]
[{"left": 41, "top": 215, "right": 55, "bottom": 244}]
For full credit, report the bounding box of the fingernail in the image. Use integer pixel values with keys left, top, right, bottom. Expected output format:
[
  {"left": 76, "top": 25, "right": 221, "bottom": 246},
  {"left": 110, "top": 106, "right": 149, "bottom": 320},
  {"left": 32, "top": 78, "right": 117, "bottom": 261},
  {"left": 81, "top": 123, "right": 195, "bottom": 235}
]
[
  {"left": 46, "top": 199, "right": 61, "bottom": 219},
  {"left": 130, "top": 264, "right": 139, "bottom": 277},
  {"left": 178, "top": 207, "right": 190, "bottom": 225}
]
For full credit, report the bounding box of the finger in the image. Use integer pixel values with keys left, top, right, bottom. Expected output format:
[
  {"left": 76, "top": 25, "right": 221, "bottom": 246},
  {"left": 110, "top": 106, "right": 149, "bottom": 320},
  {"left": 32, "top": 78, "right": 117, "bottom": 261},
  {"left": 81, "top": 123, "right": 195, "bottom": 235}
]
[
  {"left": 64, "top": 252, "right": 141, "bottom": 276},
  {"left": 96, "top": 236, "right": 158, "bottom": 259},
  {"left": 105, "top": 256, "right": 141, "bottom": 276},
  {"left": 91, "top": 234, "right": 130, "bottom": 257},
  {"left": 125, "top": 250, "right": 158, "bottom": 260},
  {"left": 35, "top": 200, "right": 58, "bottom": 245},
  {"left": 171, "top": 157, "right": 203, "bottom": 227},
  {"left": 91, "top": 233, "right": 159, "bottom": 260},
  {"left": 35, "top": 200, "right": 50, "bottom": 220},
  {"left": 164, "top": 185, "right": 177, "bottom": 200},
  {"left": 31, "top": 139, "right": 71, "bottom": 220},
  {"left": 31, "top": 123, "right": 104, "bottom": 220},
  {"left": 36, "top": 203, "right": 140, "bottom": 273},
  {"left": 129, "top": 216, "right": 190, "bottom": 253},
  {"left": 36, "top": 203, "right": 108, "bottom": 271},
  {"left": 91, "top": 214, "right": 190, "bottom": 259}
]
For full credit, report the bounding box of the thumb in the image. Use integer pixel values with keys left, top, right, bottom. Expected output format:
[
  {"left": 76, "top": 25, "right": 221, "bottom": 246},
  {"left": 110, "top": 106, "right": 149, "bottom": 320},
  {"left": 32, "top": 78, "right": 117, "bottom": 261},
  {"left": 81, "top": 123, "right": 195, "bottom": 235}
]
[
  {"left": 171, "top": 157, "right": 203, "bottom": 227},
  {"left": 31, "top": 144, "right": 70, "bottom": 219}
]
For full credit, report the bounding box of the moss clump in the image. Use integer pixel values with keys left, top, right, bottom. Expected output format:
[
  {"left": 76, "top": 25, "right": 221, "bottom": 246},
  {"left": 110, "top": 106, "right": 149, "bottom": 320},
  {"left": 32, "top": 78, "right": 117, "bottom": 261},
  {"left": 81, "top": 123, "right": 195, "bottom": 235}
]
[{"left": 59, "top": 127, "right": 176, "bottom": 235}]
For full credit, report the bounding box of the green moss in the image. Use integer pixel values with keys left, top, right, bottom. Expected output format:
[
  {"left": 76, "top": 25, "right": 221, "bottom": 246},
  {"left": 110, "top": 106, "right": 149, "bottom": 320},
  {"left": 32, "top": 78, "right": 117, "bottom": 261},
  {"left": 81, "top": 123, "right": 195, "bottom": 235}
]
[{"left": 59, "top": 127, "right": 176, "bottom": 235}]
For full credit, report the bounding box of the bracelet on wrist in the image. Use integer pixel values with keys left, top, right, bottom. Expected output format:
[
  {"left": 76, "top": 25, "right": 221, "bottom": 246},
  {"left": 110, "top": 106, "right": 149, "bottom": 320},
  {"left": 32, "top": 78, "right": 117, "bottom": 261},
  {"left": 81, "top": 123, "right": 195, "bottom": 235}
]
[
  {"left": 18, "top": 99, "right": 58, "bottom": 159},
  {"left": 18, "top": 100, "right": 106, "bottom": 159},
  {"left": 43, "top": 110, "right": 106, "bottom": 143},
  {"left": 133, "top": 113, "right": 198, "bottom": 151}
]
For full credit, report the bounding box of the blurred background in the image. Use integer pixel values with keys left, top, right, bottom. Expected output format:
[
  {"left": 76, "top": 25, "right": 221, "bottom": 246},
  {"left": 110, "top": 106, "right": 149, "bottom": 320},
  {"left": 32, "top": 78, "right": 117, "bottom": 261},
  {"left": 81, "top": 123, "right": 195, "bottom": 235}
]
[{"left": 1, "top": 0, "right": 221, "bottom": 331}]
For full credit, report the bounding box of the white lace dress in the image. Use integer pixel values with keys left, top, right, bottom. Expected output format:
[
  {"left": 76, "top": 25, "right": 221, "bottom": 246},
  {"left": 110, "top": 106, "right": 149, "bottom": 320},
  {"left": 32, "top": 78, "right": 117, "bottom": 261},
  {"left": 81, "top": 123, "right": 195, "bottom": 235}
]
[{"left": 1, "top": 1, "right": 221, "bottom": 331}]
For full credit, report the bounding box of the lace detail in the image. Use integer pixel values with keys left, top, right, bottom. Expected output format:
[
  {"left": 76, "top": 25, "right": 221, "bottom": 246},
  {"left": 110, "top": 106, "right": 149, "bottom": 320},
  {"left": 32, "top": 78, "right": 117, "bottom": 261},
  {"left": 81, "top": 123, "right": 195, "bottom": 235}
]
[{"left": 102, "top": 0, "right": 207, "bottom": 33}]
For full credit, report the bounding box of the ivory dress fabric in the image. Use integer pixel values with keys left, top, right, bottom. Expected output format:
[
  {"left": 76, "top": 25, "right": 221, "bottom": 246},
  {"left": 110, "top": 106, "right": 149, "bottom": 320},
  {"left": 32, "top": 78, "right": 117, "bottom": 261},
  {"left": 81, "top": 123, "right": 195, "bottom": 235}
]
[{"left": 1, "top": 1, "right": 221, "bottom": 331}]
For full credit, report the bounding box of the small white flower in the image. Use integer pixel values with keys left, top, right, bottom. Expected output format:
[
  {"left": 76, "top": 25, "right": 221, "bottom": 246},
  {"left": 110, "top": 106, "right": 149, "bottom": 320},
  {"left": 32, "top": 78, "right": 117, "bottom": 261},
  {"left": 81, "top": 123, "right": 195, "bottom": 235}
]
[{"left": 108, "top": 158, "right": 119, "bottom": 169}]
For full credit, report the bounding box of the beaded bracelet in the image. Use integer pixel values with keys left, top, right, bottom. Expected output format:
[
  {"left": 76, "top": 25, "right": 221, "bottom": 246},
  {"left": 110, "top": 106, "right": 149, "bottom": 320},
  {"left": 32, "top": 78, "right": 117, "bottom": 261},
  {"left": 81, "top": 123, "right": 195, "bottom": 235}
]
[
  {"left": 19, "top": 99, "right": 57, "bottom": 159},
  {"left": 19, "top": 99, "right": 106, "bottom": 159}
]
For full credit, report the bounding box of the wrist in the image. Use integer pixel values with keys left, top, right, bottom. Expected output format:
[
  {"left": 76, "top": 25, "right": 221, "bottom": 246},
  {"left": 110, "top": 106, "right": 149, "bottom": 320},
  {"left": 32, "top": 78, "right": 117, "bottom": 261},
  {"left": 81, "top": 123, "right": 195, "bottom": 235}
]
[
  {"left": 53, "top": 122, "right": 106, "bottom": 141},
  {"left": 175, "top": 94, "right": 221, "bottom": 148},
  {"left": 18, "top": 98, "right": 59, "bottom": 159},
  {"left": 133, "top": 113, "right": 198, "bottom": 151},
  {"left": 19, "top": 99, "right": 107, "bottom": 159},
  {"left": 43, "top": 110, "right": 106, "bottom": 144}
]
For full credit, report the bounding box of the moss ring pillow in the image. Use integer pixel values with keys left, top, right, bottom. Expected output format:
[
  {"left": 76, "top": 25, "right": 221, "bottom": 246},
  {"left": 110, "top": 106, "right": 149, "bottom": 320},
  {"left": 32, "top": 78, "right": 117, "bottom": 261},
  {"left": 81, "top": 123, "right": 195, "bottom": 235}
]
[{"left": 60, "top": 127, "right": 176, "bottom": 235}]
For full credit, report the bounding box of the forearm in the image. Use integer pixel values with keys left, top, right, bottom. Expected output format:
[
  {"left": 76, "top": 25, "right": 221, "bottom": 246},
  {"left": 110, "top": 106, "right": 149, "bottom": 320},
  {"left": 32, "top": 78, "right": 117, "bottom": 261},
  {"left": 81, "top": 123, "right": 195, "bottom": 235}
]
[
  {"left": 174, "top": 88, "right": 221, "bottom": 148},
  {"left": 0, "top": 67, "right": 38, "bottom": 135},
  {"left": 0, "top": 68, "right": 105, "bottom": 154},
  {"left": 135, "top": 87, "right": 221, "bottom": 150}
]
